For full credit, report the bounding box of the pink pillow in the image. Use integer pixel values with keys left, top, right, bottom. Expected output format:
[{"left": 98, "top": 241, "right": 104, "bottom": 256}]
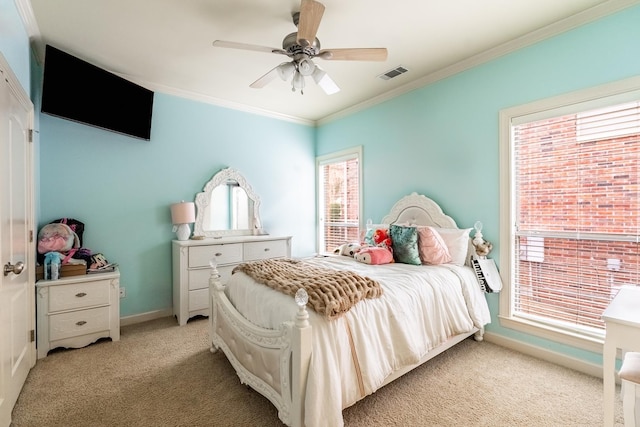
[{"left": 417, "top": 226, "right": 453, "bottom": 265}]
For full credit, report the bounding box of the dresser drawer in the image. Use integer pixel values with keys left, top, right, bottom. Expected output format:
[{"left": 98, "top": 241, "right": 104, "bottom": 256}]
[
  {"left": 189, "top": 288, "right": 209, "bottom": 311},
  {"left": 189, "top": 243, "right": 243, "bottom": 268},
  {"left": 188, "top": 265, "right": 236, "bottom": 290},
  {"left": 244, "top": 240, "right": 288, "bottom": 261},
  {"left": 48, "top": 280, "right": 111, "bottom": 312},
  {"left": 49, "top": 306, "right": 111, "bottom": 341}
]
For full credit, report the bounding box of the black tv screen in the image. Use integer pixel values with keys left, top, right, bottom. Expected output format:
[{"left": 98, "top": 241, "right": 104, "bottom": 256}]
[{"left": 41, "top": 45, "right": 154, "bottom": 140}]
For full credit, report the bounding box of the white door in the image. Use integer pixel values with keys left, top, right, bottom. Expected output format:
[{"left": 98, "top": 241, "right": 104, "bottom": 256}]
[{"left": 0, "top": 55, "right": 35, "bottom": 427}]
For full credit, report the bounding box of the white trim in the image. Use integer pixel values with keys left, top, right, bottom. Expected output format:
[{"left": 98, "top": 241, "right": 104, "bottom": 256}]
[
  {"left": 316, "top": 146, "right": 363, "bottom": 255},
  {"left": 484, "top": 331, "right": 606, "bottom": 380},
  {"left": 499, "top": 75, "right": 640, "bottom": 353},
  {"left": 119, "top": 308, "right": 173, "bottom": 327}
]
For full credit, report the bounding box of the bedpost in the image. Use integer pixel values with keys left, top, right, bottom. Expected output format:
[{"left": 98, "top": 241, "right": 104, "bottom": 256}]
[
  {"left": 291, "top": 289, "right": 312, "bottom": 427},
  {"left": 209, "top": 257, "right": 222, "bottom": 353}
]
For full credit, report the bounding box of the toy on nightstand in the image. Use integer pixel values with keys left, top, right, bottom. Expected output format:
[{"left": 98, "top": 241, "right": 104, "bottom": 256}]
[{"left": 471, "top": 220, "right": 492, "bottom": 258}]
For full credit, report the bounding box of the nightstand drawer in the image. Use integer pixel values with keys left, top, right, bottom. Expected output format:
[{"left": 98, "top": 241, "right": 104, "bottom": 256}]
[
  {"left": 49, "top": 306, "right": 111, "bottom": 341},
  {"left": 49, "top": 280, "right": 111, "bottom": 312},
  {"left": 244, "top": 240, "right": 288, "bottom": 261},
  {"left": 189, "top": 243, "right": 243, "bottom": 267}
]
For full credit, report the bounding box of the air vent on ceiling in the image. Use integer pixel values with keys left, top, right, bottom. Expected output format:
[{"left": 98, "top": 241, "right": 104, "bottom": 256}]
[{"left": 379, "top": 66, "right": 408, "bottom": 80}]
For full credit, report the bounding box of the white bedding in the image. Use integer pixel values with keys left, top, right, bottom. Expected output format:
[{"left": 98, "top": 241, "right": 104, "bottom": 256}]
[{"left": 226, "top": 255, "right": 491, "bottom": 427}]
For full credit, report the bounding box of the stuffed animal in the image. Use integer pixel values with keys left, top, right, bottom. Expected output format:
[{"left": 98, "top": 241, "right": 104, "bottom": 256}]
[
  {"left": 354, "top": 246, "right": 394, "bottom": 265},
  {"left": 372, "top": 228, "right": 392, "bottom": 250},
  {"left": 43, "top": 251, "right": 65, "bottom": 280},
  {"left": 333, "top": 242, "right": 362, "bottom": 257},
  {"left": 473, "top": 239, "right": 493, "bottom": 258},
  {"left": 37, "top": 223, "right": 80, "bottom": 255}
]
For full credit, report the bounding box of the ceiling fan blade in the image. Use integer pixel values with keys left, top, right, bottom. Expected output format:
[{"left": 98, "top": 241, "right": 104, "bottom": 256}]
[
  {"left": 213, "top": 40, "right": 286, "bottom": 55},
  {"left": 249, "top": 66, "right": 280, "bottom": 89},
  {"left": 312, "top": 66, "right": 339, "bottom": 95},
  {"left": 297, "top": 0, "right": 325, "bottom": 47},
  {"left": 318, "top": 48, "right": 388, "bottom": 61}
]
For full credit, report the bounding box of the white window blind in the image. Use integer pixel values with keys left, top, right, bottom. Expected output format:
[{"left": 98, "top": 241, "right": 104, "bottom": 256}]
[
  {"left": 317, "top": 148, "right": 361, "bottom": 254},
  {"left": 512, "top": 100, "right": 640, "bottom": 337}
]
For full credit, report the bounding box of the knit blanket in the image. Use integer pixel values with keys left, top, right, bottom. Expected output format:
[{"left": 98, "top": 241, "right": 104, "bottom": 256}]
[{"left": 232, "top": 258, "right": 383, "bottom": 319}]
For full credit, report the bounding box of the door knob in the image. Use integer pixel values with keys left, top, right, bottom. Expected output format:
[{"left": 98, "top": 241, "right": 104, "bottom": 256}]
[{"left": 4, "top": 261, "right": 25, "bottom": 276}]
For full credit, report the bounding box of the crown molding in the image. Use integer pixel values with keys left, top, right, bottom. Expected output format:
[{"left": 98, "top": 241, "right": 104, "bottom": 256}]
[
  {"left": 16, "top": 0, "right": 640, "bottom": 127},
  {"left": 317, "top": 0, "right": 640, "bottom": 126}
]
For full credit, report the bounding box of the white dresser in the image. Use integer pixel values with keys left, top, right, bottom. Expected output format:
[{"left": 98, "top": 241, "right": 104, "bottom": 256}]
[
  {"left": 35, "top": 269, "right": 120, "bottom": 359},
  {"left": 172, "top": 235, "right": 292, "bottom": 326}
]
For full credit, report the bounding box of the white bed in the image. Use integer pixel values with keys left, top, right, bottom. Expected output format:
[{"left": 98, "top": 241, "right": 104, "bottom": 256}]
[{"left": 208, "top": 192, "right": 491, "bottom": 427}]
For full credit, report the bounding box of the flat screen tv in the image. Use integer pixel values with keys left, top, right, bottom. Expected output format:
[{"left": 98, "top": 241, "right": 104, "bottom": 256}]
[{"left": 41, "top": 45, "right": 154, "bottom": 140}]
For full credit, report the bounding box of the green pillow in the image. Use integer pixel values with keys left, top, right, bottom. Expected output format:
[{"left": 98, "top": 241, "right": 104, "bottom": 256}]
[{"left": 390, "top": 224, "right": 421, "bottom": 265}]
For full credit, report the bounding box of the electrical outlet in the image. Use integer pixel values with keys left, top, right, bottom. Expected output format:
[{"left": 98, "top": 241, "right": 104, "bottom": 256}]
[{"left": 119, "top": 287, "right": 126, "bottom": 298}]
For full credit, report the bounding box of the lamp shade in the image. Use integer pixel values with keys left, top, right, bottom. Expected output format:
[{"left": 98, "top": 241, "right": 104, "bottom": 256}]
[{"left": 171, "top": 202, "right": 195, "bottom": 224}]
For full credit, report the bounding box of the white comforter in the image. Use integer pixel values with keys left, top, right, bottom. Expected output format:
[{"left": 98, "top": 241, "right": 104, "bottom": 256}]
[{"left": 226, "top": 256, "right": 491, "bottom": 427}]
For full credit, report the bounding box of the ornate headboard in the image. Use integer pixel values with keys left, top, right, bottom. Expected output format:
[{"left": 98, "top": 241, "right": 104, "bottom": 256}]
[{"left": 381, "top": 192, "right": 458, "bottom": 228}]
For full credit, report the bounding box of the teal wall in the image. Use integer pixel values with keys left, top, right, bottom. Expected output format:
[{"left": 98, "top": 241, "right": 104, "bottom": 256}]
[
  {"left": 0, "top": 0, "right": 30, "bottom": 90},
  {"left": 4, "top": 0, "right": 640, "bottom": 365},
  {"left": 317, "top": 5, "right": 640, "bottom": 366},
  {"left": 36, "top": 94, "right": 316, "bottom": 317}
]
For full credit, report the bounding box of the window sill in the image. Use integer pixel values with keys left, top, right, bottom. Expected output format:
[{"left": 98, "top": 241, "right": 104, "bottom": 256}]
[{"left": 498, "top": 315, "right": 604, "bottom": 354}]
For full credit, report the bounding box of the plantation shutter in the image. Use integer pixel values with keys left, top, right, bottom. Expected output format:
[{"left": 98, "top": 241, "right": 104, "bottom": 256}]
[
  {"left": 318, "top": 152, "right": 361, "bottom": 254},
  {"left": 512, "top": 101, "right": 640, "bottom": 336}
]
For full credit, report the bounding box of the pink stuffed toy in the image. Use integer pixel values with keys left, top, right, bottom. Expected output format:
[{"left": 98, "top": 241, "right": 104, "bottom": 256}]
[
  {"left": 354, "top": 246, "right": 394, "bottom": 265},
  {"left": 37, "top": 223, "right": 79, "bottom": 254},
  {"left": 372, "top": 228, "right": 392, "bottom": 250}
]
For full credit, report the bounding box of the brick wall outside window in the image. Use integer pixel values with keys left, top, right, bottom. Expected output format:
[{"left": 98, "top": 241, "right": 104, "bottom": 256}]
[{"left": 514, "top": 109, "right": 640, "bottom": 333}]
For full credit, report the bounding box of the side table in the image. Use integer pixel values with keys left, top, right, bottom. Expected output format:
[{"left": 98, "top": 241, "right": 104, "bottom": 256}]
[
  {"left": 602, "top": 286, "right": 640, "bottom": 426},
  {"left": 36, "top": 269, "right": 120, "bottom": 359}
]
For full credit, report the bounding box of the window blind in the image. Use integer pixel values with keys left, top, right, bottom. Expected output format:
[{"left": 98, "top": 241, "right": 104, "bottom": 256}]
[
  {"left": 513, "top": 100, "right": 640, "bottom": 336},
  {"left": 319, "top": 155, "right": 360, "bottom": 254}
]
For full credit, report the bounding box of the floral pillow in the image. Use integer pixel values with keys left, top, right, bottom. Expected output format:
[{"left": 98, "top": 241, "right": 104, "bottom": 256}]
[
  {"left": 389, "top": 224, "right": 421, "bottom": 265},
  {"left": 417, "top": 226, "right": 453, "bottom": 265}
]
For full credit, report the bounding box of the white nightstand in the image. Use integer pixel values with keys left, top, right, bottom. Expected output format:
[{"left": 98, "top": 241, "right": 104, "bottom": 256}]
[{"left": 36, "top": 269, "right": 120, "bottom": 359}]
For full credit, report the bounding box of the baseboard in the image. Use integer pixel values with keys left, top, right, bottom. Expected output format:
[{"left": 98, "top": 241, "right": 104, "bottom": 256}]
[
  {"left": 483, "top": 331, "right": 604, "bottom": 380},
  {"left": 120, "top": 309, "right": 174, "bottom": 327}
]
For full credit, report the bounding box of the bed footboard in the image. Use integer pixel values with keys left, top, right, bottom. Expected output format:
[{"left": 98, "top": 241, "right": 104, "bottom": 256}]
[{"left": 209, "top": 268, "right": 311, "bottom": 427}]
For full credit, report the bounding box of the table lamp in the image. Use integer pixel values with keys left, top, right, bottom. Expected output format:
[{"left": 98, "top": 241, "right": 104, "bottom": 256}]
[{"left": 171, "top": 201, "right": 195, "bottom": 241}]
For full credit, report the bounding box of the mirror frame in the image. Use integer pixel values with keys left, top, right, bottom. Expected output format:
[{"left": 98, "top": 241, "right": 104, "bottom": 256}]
[{"left": 193, "top": 168, "right": 262, "bottom": 238}]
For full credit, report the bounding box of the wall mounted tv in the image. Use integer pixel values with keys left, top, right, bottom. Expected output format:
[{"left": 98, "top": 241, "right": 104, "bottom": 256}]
[{"left": 41, "top": 45, "right": 154, "bottom": 140}]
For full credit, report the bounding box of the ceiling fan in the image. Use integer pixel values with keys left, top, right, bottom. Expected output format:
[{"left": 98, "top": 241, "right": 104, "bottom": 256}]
[{"left": 212, "top": 0, "right": 388, "bottom": 95}]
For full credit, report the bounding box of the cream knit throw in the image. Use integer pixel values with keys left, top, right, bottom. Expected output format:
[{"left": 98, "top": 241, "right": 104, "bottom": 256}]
[{"left": 232, "top": 258, "right": 383, "bottom": 319}]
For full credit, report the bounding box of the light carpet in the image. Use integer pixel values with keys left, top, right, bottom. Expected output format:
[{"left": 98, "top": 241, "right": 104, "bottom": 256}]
[{"left": 11, "top": 316, "right": 623, "bottom": 426}]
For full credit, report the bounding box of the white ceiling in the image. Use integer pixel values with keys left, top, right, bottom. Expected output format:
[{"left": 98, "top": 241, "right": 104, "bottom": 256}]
[{"left": 24, "top": 0, "right": 638, "bottom": 125}]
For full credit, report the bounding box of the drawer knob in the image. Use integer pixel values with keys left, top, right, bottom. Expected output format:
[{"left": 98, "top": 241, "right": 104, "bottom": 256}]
[
  {"left": 264, "top": 248, "right": 270, "bottom": 252},
  {"left": 215, "top": 252, "right": 222, "bottom": 257},
  {"left": 75, "top": 292, "right": 87, "bottom": 298},
  {"left": 76, "top": 321, "right": 87, "bottom": 326}
]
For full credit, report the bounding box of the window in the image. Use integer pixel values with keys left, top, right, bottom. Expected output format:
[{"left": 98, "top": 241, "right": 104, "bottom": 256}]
[
  {"left": 499, "top": 77, "right": 640, "bottom": 352},
  {"left": 317, "top": 147, "right": 362, "bottom": 255}
]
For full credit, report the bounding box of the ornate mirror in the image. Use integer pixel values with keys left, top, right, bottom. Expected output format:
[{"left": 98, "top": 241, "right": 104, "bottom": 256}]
[{"left": 193, "top": 168, "right": 262, "bottom": 238}]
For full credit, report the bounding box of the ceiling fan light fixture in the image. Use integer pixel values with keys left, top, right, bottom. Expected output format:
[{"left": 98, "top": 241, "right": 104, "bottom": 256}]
[
  {"left": 277, "top": 62, "right": 295, "bottom": 81},
  {"left": 298, "top": 58, "right": 315, "bottom": 76},
  {"left": 292, "top": 71, "right": 305, "bottom": 92}
]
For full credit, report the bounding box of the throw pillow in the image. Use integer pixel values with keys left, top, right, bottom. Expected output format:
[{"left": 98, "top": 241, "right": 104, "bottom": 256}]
[
  {"left": 390, "top": 224, "right": 421, "bottom": 265},
  {"left": 417, "top": 226, "right": 453, "bottom": 265},
  {"left": 433, "top": 227, "right": 472, "bottom": 266}
]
